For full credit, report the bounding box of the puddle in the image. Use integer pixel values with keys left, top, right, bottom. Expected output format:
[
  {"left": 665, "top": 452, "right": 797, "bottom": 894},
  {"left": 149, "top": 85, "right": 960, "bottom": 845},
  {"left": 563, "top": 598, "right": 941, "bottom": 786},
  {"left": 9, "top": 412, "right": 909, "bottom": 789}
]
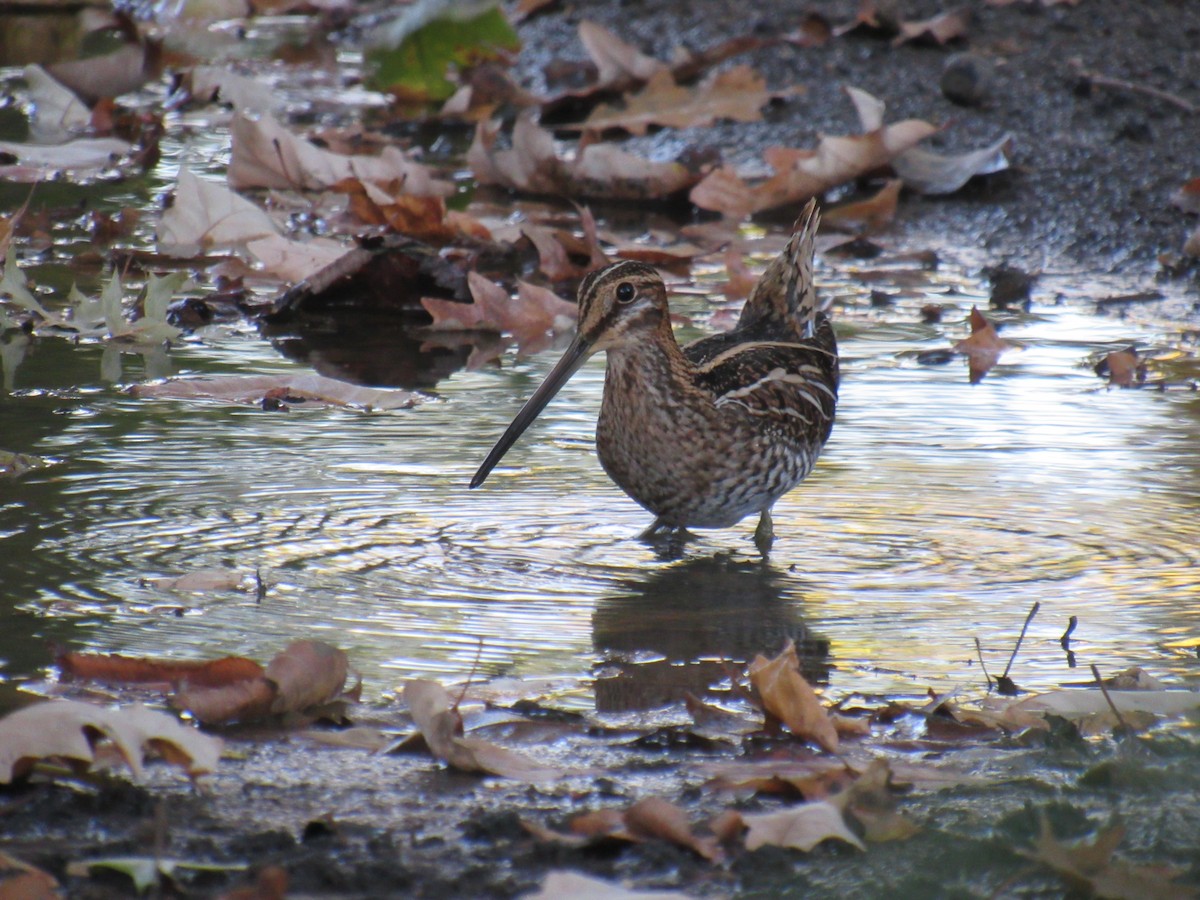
[{"left": 3, "top": 246, "right": 1199, "bottom": 709}]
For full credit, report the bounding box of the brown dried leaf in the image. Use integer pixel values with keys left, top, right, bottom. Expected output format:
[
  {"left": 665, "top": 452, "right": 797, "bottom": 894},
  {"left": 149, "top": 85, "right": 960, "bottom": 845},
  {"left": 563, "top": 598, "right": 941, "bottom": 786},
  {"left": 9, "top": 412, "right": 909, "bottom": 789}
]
[
  {"left": 952, "top": 306, "right": 1009, "bottom": 383},
  {"left": 624, "top": 797, "right": 723, "bottom": 861},
  {"left": 228, "top": 113, "right": 453, "bottom": 195},
  {"left": 748, "top": 640, "right": 839, "bottom": 753},
  {"left": 468, "top": 113, "right": 698, "bottom": 201},
  {"left": 57, "top": 649, "right": 264, "bottom": 689},
  {"left": 264, "top": 640, "right": 349, "bottom": 715},
  {"left": 421, "top": 272, "right": 577, "bottom": 348},
  {"left": 0, "top": 852, "right": 61, "bottom": 899},
  {"left": 1171, "top": 177, "right": 1200, "bottom": 214},
  {"left": 690, "top": 88, "right": 936, "bottom": 217},
  {"left": 1019, "top": 817, "right": 1198, "bottom": 900},
  {"left": 245, "top": 234, "right": 350, "bottom": 282},
  {"left": 174, "top": 677, "right": 276, "bottom": 725},
  {"left": 1102, "top": 347, "right": 1146, "bottom": 388},
  {"left": 822, "top": 179, "right": 902, "bottom": 233},
  {"left": 576, "top": 66, "right": 793, "bottom": 136},
  {"left": 577, "top": 20, "right": 666, "bottom": 89}
]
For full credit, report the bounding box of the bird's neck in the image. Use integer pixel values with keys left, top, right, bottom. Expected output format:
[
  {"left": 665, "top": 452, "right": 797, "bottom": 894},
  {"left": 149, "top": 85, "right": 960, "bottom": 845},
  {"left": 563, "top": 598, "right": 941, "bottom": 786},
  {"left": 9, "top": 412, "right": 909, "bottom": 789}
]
[{"left": 603, "top": 321, "right": 695, "bottom": 397}]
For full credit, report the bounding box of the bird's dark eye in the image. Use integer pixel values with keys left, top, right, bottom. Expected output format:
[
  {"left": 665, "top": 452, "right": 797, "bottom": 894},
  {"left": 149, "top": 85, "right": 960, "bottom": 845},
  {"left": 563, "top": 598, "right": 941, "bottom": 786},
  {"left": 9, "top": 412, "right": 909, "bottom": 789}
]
[{"left": 616, "top": 282, "right": 636, "bottom": 303}]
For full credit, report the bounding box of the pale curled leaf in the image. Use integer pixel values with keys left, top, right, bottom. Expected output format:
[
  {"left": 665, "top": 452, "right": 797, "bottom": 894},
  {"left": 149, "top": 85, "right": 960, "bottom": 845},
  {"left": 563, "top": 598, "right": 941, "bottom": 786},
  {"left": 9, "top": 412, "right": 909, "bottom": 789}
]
[
  {"left": 265, "top": 640, "right": 349, "bottom": 715},
  {"left": 741, "top": 801, "right": 865, "bottom": 852},
  {"left": 23, "top": 64, "right": 90, "bottom": 143},
  {"left": 130, "top": 373, "right": 422, "bottom": 411},
  {"left": 157, "top": 168, "right": 278, "bottom": 258},
  {"left": 0, "top": 700, "right": 222, "bottom": 783},
  {"left": 893, "top": 134, "right": 1013, "bottom": 195}
]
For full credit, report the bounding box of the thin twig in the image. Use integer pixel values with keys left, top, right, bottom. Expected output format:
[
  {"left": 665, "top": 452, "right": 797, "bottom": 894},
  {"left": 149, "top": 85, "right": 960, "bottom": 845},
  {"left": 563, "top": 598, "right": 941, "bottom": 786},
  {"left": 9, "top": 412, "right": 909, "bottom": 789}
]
[
  {"left": 1002, "top": 602, "right": 1039, "bottom": 680},
  {"left": 453, "top": 637, "right": 486, "bottom": 710},
  {"left": 1091, "top": 663, "right": 1132, "bottom": 735},
  {"left": 1059, "top": 615, "right": 1077, "bottom": 650},
  {"left": 974, "top": 637, "right": 993, "bottom": 692},
  {"left": 1071, "top": 61, "right": 1197, "bottom": 114}
]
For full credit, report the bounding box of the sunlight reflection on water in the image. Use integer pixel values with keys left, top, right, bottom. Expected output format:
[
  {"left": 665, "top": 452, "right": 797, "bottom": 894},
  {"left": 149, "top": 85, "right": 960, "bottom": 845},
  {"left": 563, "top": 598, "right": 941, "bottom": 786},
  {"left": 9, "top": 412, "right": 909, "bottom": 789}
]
[{"left": 2, "top": 254, "right": 1199, "bottom": 708}]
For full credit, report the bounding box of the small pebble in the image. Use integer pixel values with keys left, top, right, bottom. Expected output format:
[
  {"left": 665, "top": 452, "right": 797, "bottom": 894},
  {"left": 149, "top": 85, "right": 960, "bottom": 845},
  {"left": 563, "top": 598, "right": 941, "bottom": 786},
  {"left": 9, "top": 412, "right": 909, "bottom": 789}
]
[{"left": 941, "top": 53, "right": 994, "bottom": 106}]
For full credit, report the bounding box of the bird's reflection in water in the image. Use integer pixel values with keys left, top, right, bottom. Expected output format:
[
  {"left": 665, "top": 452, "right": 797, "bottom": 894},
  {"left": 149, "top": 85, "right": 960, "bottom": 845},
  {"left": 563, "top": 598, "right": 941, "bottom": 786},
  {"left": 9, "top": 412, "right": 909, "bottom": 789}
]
[
  {"left": 260, "top": 312, "right": 504, "bottom": 391},
  {"left": 592, "top": 554, "right": 829, "bottom": 713}
]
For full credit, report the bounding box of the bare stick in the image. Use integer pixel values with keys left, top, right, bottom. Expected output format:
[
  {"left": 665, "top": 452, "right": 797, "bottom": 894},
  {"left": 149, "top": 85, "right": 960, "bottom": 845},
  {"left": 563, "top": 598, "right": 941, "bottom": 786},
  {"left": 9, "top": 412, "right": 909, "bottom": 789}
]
[
  {"left": 1091, "top": 663, "right": 1132, "bottom": 734},
  {"left": 1071, "top": 61, "right": 1197, "bottom": 114},
  {"left": 974, "top": 637, "right": 993, "bottom": 691},
  {"left": 453, "top": 637, "right": 486, "bottom": 710},
  {"left": 1059, "top": 615, "right": 1077, "bottom": 650},
  {"left": 1002, "top": 602, "right": 1039, "bottom": 680}
]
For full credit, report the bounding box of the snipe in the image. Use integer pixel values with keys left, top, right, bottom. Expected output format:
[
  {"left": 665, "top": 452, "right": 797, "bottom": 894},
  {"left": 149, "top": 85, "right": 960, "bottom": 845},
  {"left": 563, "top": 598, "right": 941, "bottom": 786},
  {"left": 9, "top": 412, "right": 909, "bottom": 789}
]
[{"left": 471, "top": 200, "right": 839, "bottom": 555}]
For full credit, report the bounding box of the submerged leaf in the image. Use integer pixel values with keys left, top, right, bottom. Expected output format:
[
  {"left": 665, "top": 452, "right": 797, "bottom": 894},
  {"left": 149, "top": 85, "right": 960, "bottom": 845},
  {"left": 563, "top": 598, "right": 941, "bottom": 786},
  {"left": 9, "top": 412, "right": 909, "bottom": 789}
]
[{"left": 952, "top": 306, "right": 1009, "bottom": 383}]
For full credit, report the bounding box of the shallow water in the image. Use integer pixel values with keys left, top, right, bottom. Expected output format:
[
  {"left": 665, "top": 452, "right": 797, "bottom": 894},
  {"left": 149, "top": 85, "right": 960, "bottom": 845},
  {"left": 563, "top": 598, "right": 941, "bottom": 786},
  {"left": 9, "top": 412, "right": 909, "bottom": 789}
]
[{"left": 3, "top": 244, "right": 1199, "bottom": 710}]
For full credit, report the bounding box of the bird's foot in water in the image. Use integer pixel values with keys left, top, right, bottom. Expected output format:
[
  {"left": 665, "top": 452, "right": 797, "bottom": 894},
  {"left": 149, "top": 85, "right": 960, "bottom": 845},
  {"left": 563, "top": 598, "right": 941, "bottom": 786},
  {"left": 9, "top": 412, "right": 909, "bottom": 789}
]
[
  {"left": 753, "top": 510, "right": 774, "bottom": 558},
  {"left": 638, "top": 519, "right": 694, "bottom": 558}
]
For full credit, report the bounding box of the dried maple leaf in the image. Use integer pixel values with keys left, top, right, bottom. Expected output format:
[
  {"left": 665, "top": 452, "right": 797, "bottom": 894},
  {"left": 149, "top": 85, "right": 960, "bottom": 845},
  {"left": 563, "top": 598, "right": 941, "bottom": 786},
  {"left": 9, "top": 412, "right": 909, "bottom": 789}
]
[
  {"left": 422, "top": 271, "right": 577, "bottom": 349},
  {"left": 1019, "top": 817, "right": 1198, "bottom": 900},
  {"left": 0, "top": 700, "right": 222, "bottom": 783},
  {"left": 748, "top": 640, "right": 839, "bottom": 753},
  {"left": 468, "top": 112, "right": 699, "bottom": 201},
  {"left": 228, "top": 113, "right": 453, "bottom": 195},
  {"left": 575, "top": 66, "right": 795, "bottom": 136},
  {"left": 690, "top": 87, "right": 936, "bottom": 217},
  {"left": 953, "top": 306, "right": 1009, "bottom": 384}
]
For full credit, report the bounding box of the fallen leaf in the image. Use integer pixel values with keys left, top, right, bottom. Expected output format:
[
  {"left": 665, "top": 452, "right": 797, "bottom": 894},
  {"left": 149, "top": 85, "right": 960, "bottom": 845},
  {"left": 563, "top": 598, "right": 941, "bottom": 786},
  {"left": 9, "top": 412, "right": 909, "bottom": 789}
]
[
  {"left": 0, "top": 852, "right": 61, "bottom": 899},
  {"left": 217, "top": 864, "right": 288, "bottom": 900},
  {"left": 245, "top": 234, "right": 351, "bottom": 282},
  {"left": 1098, "top": 347, "right": 1146, "bottom": 388},
  {"left": 47, "top": 43, "right": 150, "bottom": 104},
  {"left": 574, "top": 66, "right": 794, "bottom": 136},
  {"left": 66, "top": 857, "right": 249, "bottom": 895},
  {"left": 892, "top": 134, "right": 1013, "bottom": 195},
  {"left": 1015, "top": 689, "right": 1200, "bottom": 719},
  {"left": 157, "top": 167, "right": 279, "bottom": 257},
  {"left": 1104, "top": 667, "right": 1167, "bottom": 691},
  {"left": 1170, "top": 177, "right": 1200, "bottom": 215},
  {"left": 526, "top": 871, "right": 695, "bottom": 900},
  {"left": 1184, "top": 225, "right": 1200, "bottom": 258},
  {"left": 748, "top": 640, "right": 839, "bottom": 753},
  {"left": 188, "top": 65, "right": 280, "bottom": 115},
  {"left": 822, "top": 179, "right": 902, "bottom": 233},
  {"left": 265, "top": 640, "right": 349, "bottom": 715},
  {"left": 57, "top": 649, "right": 264, "bottom": 688},
  {"left": 23, "top": 64, "right": 90, "bottom": 143},
  {"left": 624, "top": 797, "right": 723, "bottom": 861},
  {"left": 1019, "top": 817, "right": 1198, "bottom": 900},
  {"left": 173, "top": 640, "right": 351, "bottom": 725},
  {"left": 952, "top": 306, "right": 1009, "bottom": 383},
  {"left": 690, "top": 87, "right": 937, "bottom": 217},
  {"left": 0, "top": 700, "right": 222, "bottom": 783},
  {"left": 892, "top": 6, "right": 971, "bottom": 46},
  {"left": 404, "top": 679, "right": 562, "bottom": 782},
  {"left": 829, "top": 759, "right": 920, "bottom": 843},
  {"left": 0, "top": 449, "right": 54, "bottom": 478},
  {"left": 0, "top": 137, "right": 134, "bottom": 182},
  {"left": 228, "top": 113, "right": 454, "bottom": 195},
  {"left": 740, "top": 801, "right": 865, "bottom": 852},
  {"left": 143, "top": 567, "right": 250, "bottom": 592},
  {"left": 468, "top": 112, "right": 698, "bottom": 201},
  {"left": 421, "top": 271, "right": 577, "bottom": 348},
  {"left": 130, "top": 373, "right": 423, "bottom": 410},
  {"left": 577, "top": 20, "right": 664, "bottom": 89}
]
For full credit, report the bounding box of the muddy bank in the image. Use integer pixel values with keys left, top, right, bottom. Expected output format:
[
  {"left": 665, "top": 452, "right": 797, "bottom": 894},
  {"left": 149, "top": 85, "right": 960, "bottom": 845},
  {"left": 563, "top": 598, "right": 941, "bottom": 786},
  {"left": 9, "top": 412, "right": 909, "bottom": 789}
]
[{"left": 519, "top": 0, "right": 1200, "bottom": 284}]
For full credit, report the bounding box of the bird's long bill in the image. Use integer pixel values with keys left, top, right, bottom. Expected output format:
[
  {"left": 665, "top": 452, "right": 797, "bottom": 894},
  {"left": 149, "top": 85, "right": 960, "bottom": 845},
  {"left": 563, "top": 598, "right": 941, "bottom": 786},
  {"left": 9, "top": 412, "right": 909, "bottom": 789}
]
[{"left": 469, "top": 337, "right": 593, "bottom": 488}]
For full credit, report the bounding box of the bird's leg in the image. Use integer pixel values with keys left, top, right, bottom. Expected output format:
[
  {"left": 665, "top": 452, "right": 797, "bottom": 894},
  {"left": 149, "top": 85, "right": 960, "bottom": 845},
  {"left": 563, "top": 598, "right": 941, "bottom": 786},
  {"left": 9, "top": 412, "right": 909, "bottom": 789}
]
[
  {"left": 754, "top": 509, "right": 775, "bottom": 557},
  {"left": 638, "top": 517, "right": 671, "bottom": 541}
]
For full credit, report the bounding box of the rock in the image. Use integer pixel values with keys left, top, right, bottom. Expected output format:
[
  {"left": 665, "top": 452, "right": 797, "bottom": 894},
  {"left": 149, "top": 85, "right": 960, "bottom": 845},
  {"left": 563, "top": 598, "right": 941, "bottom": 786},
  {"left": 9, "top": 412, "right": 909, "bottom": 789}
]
[{"left": 941, "top": 53, "right": 993, "bottom": 106}]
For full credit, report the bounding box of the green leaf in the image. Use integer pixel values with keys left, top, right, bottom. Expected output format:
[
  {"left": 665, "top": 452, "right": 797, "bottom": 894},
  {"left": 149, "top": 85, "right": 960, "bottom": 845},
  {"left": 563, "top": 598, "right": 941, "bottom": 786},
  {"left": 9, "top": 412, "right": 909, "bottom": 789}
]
[{"left": 366, "top": 4, "right": 519, "bottom": 101}]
